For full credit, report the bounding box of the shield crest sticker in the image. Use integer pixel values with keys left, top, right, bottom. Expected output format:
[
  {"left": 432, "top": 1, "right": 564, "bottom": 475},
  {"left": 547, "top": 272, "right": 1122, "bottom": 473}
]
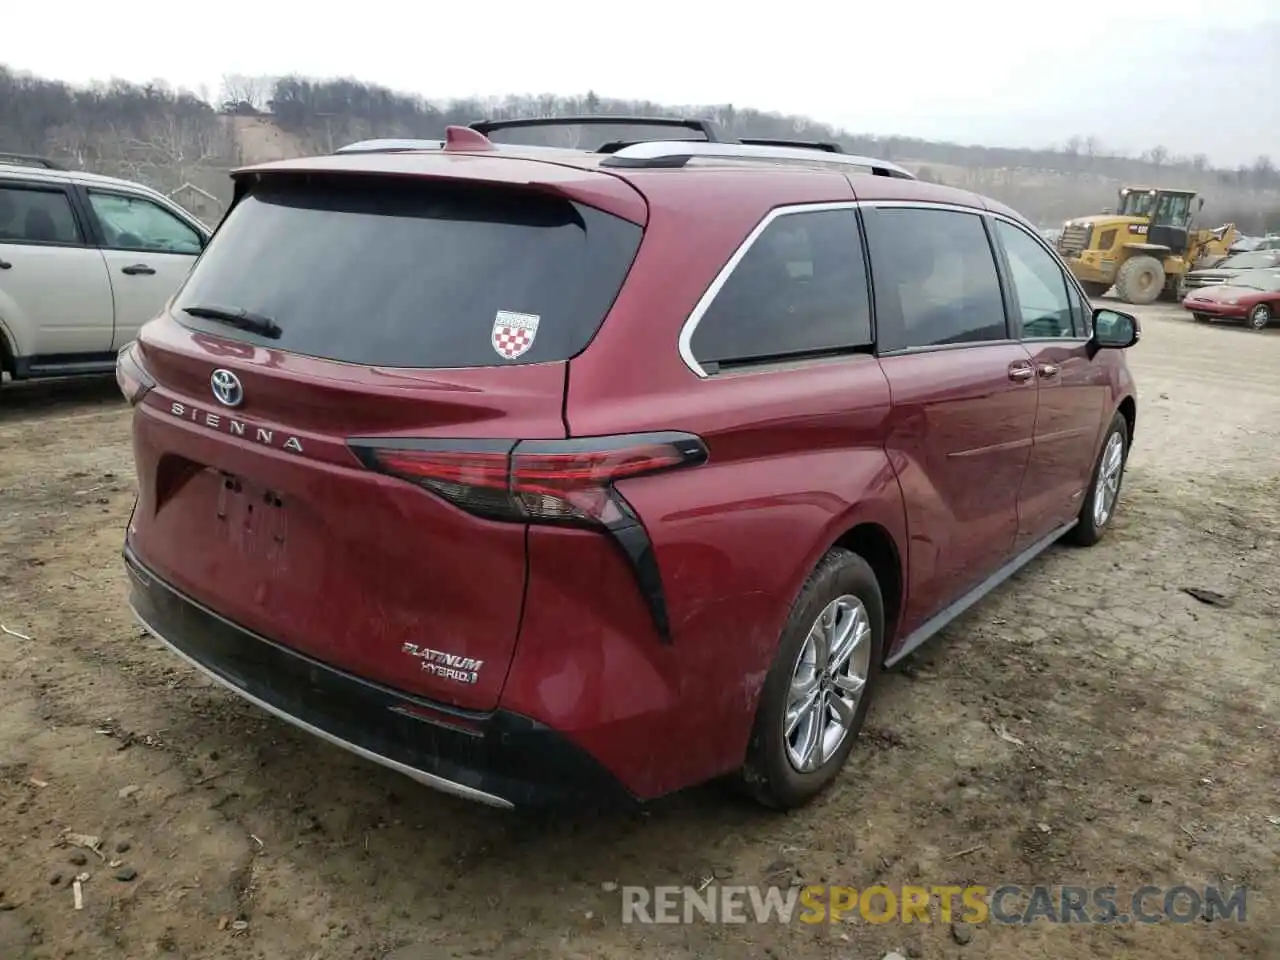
[{"left": 491, "top": 310, "right": 541, "bottom": 360}]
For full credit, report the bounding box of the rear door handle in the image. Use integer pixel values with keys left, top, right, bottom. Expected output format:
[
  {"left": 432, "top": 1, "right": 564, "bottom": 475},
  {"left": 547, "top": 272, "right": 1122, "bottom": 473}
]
[
  {"left": 1008, "top": 362, "right": 1035, "bottom": 382},
  {"left": 0, "top": 258, "right": 11, "bottom": 270},
  {"left": 1038, "top": 362, "right": 1060, "bottom": 378},
  {"left": 121, "top": 264, "right": 155, "bottom": 276}
]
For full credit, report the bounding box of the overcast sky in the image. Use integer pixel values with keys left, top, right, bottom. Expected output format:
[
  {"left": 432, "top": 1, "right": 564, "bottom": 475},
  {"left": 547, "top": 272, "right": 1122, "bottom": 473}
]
[{"left": 3, "top": 0, "right": 1277, "bottom": 167}]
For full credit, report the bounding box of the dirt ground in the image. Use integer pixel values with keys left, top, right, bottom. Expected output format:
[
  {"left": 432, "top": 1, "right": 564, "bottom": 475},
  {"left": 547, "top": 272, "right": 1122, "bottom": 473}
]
[{"left": 0, "top": 303, "right": 1276, "bottom": 960}]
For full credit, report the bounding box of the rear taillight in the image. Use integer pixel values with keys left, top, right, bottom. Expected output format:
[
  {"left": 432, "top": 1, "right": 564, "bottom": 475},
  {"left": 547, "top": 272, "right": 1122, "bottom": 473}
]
[
  {"left": 348, "top": 433, "right": 709, "bottom": 642},
  {"left": 115, "top": 341, "right": 155, "bottom": 406},
  {"left": 354, "top": 434, "right": 705, "bottom": 527}
]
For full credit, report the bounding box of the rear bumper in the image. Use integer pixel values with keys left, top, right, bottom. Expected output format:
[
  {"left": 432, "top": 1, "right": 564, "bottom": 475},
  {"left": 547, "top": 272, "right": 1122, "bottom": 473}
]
[{"left": 122, "top": 544, "right": 636, "bottom": 810}]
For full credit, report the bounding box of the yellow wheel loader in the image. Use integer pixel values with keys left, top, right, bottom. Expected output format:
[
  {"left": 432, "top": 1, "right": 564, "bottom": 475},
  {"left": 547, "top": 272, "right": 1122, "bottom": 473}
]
[{"left": 1055, "top": 186, "right": 1238, "bottom": 304}]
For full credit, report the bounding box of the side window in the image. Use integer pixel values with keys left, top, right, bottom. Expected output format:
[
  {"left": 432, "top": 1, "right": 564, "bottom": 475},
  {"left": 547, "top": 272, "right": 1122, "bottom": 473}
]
[
  {"left": 87, "top": 191, "right": 203, "bottom": 254},
  {"left": 995, "top": 221, "right": 1077, "bottom": 339},
  {"left": 0, "top": 185, "right": 84, "bottom": 245},
  {"left": 689, "top": 208, "right": 871, "bottom": 371},
  {"left": 863, "top": 207, "right": 1007, "bottom": 352}
]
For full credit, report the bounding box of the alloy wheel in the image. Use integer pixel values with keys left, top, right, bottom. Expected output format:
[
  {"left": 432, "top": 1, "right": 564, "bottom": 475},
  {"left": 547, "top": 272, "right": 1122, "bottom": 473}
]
[{"left": 783, "top": 595, "right": 872, "bottom": 773}]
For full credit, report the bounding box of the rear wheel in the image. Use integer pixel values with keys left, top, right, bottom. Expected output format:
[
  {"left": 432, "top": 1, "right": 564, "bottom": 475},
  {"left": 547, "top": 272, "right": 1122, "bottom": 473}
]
[
  {"left": 1114, "top": 255, "right": 1165, "bottom": 305},
  {"left": 1067, "top": 412, "right": 1129, "bottom": 547},
  {"left": 739, "top": 548, "right": 884, "bottom": 810},
  {"left": 1247, "top": 303, "right": 1272, "bottom": 331}
]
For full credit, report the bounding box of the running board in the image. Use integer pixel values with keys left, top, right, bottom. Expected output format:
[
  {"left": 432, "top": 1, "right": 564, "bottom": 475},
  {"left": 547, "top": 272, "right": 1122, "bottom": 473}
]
[{"left": 884, "top": 520, "right": 1077, "bottom": 668}]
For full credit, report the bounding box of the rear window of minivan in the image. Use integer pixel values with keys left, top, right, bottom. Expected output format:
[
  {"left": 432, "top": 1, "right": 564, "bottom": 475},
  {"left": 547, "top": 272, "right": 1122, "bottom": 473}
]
[{"left": 172, "top": 176, "right": 643, "bottom": 368}]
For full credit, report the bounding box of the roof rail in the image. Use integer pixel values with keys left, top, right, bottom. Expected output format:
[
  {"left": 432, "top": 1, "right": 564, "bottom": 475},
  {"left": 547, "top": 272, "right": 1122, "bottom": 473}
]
[
  {"left": 469, "top": 115, "right": 723, "bottom": 143},
  {"left": 738, "top": 138, "right": 846, "bottom": 154},
  {"left": 596, "top": 137, "right": 708, "bottom": 155},
  {"left": 0, "top": 152, "right": 64, "bottom": 170},
  {"left": 334, "top": 138, "right": 444, "bottom": 154},
  {"left": 334, "top": 135, "right": 580, "bottom": 156},
  {"left": 599, "top": 141, "right": 916, "bottom": 179}
]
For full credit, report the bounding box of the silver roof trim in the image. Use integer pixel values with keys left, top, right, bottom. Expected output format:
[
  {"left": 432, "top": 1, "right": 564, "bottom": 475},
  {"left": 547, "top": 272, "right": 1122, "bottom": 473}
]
[
  {"left": 335, "top": 138, "right": 580, "bottom": 156},
  {"left": 335, "top": 138, "right": 445, "bottom": 154},
  {"left": 604, "top": 140, "right": 916, "bottom": 178}
]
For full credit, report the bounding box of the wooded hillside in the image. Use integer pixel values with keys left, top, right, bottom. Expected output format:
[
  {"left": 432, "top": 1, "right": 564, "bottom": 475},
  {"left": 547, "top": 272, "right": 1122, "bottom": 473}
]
[{"left": 3, "top": 66, "right": 1278, "bottom": 233}]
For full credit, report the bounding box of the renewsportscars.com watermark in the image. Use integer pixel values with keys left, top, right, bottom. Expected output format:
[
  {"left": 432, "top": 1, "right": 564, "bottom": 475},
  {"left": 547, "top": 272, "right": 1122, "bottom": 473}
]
[{"left": 621, "top": 884, "right": 1248, "bottom": 926}]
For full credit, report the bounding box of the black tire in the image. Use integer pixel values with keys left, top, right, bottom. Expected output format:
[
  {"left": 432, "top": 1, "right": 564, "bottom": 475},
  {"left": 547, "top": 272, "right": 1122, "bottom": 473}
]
[
  {"left": 1246, "top": 303, "right": 1271, "bottom": 331},
  {"left": 1113, "top": 255, "right": 1164, "bottom": 305},
  {"left": 1081, "top": 281, "right": 1111, "bottom": 299},
  {"left": 739, "top": 548, "right": 885, "bottom": 810},
  {"left": 1067, "top": 412, "right": 1130, "bottom": 547}
]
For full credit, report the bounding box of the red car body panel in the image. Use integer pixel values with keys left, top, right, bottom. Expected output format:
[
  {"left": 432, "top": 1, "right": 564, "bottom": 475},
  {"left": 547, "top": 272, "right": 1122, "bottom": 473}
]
[
  {"left": 1015, "top": 340, "right": 1115, "bottom": 545},
  {"left": 546, "top": 356, "right": 900, "bottom": 794},
  {"left": 130, "top": 321, "right": 572, "bottom": 712},
  {"left": 121, "top": 141, "right": 1140, "bottom": 805}
]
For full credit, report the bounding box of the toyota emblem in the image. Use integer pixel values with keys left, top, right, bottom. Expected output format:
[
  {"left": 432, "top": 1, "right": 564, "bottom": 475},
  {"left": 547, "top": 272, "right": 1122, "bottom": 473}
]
[{"left": 210, "top": 368, "right": 244, "bottom": 408}]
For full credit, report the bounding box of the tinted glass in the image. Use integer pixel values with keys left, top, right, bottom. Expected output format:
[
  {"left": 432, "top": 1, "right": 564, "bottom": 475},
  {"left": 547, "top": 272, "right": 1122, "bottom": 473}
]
[
  {"left": 863, "top": 208, "right": 1007, "bottom": 351},
  {"left": 0, "top": 186, "right": 82, "bottom": 244},
  {"left": 996, "top": 220, "right": 1077, "bottom": 338},
  {"left": 173, "top": 177, "right": 642, "bottom": 368},
  {"left": 88, "top": 191, "right": 203, "bottom": 254},
  {"left": 689, "top": 208, "right": 871, "bottom": 370}
]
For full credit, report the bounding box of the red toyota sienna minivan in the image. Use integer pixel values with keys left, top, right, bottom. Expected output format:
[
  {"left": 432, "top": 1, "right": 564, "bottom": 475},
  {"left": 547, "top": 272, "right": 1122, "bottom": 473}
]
[{"left": 118, "top": 120, "right": 1140, "bottom": 811}]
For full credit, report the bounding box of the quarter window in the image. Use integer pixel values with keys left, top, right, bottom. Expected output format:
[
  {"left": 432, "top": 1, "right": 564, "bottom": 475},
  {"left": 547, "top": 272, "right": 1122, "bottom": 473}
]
[
  {"left": 995, "top": 220, "right": 1078, "bottom": 339},
  {"left": 689, "top": 208, "right": 871, "bottom": 371},
  {"left": 862, "top": 207, "right": 1007, "bottom": 352},
  {"left": 0, "top": 185, "right": 83, "bottom": 245},
  {"left": 87, "top": 191, "right": 203, "bottom": 254},
  {"left": 1067, "top": 279, "right": 1093, "bottom": 337}
]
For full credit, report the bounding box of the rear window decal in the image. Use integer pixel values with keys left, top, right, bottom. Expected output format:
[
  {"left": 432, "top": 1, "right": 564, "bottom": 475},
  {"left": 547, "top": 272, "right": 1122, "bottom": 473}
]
[{"left": 491, "top": 311, "right": 541, "bottom": 360}]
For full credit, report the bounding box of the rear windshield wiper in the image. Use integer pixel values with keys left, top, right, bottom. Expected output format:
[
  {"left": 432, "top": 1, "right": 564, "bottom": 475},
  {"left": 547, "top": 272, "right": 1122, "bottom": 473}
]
[{"left": 182, "top": 304, "right": 282, "bottom": 339}]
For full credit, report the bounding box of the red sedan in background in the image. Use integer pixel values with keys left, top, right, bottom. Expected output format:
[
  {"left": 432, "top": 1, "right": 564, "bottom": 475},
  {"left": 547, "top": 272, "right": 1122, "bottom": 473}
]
[{"left": 1182, "top": 271, "right": 1280, "bottom": 331}]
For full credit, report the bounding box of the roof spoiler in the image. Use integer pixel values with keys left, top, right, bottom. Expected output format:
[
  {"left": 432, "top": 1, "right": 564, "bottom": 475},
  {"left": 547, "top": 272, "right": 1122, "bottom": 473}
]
[
  {"left": 0, "top": 152, "right": 64, "bottom": 170},
  {"left": 469, "top": 115, "right": 723, "bottom": 143}
]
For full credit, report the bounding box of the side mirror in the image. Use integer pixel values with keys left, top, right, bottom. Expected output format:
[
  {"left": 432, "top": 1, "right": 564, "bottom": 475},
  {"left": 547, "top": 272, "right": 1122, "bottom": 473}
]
[{"left": 1092, "top": 308, "right": 1140, "bottom": 349}]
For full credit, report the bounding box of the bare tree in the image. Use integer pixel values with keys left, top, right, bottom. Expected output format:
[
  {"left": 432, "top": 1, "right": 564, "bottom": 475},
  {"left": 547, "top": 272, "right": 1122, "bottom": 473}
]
[
  {"left": 113, "top": 114, "right": 232, "bottom": 190},
  {"left": 219, "top": 74, "right": 272, "bottom": 112}
]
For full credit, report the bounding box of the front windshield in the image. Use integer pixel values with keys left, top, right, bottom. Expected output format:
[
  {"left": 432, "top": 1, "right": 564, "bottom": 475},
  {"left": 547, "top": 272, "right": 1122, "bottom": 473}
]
[
  {"left": 1219, "top": 251, "right": 1280, "bottom": 270},
  {"left": 1118, "top": 191, "right": 1155, "bottom": 217},
  {"left": 1232, "top": 272, "right": 1280, "bottom": 293}
]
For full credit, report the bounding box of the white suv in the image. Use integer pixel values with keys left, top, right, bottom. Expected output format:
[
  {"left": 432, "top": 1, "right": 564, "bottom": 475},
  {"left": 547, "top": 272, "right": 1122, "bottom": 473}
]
[{"left": 0, "top": 155, "right": 212, "bottom": 384}]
